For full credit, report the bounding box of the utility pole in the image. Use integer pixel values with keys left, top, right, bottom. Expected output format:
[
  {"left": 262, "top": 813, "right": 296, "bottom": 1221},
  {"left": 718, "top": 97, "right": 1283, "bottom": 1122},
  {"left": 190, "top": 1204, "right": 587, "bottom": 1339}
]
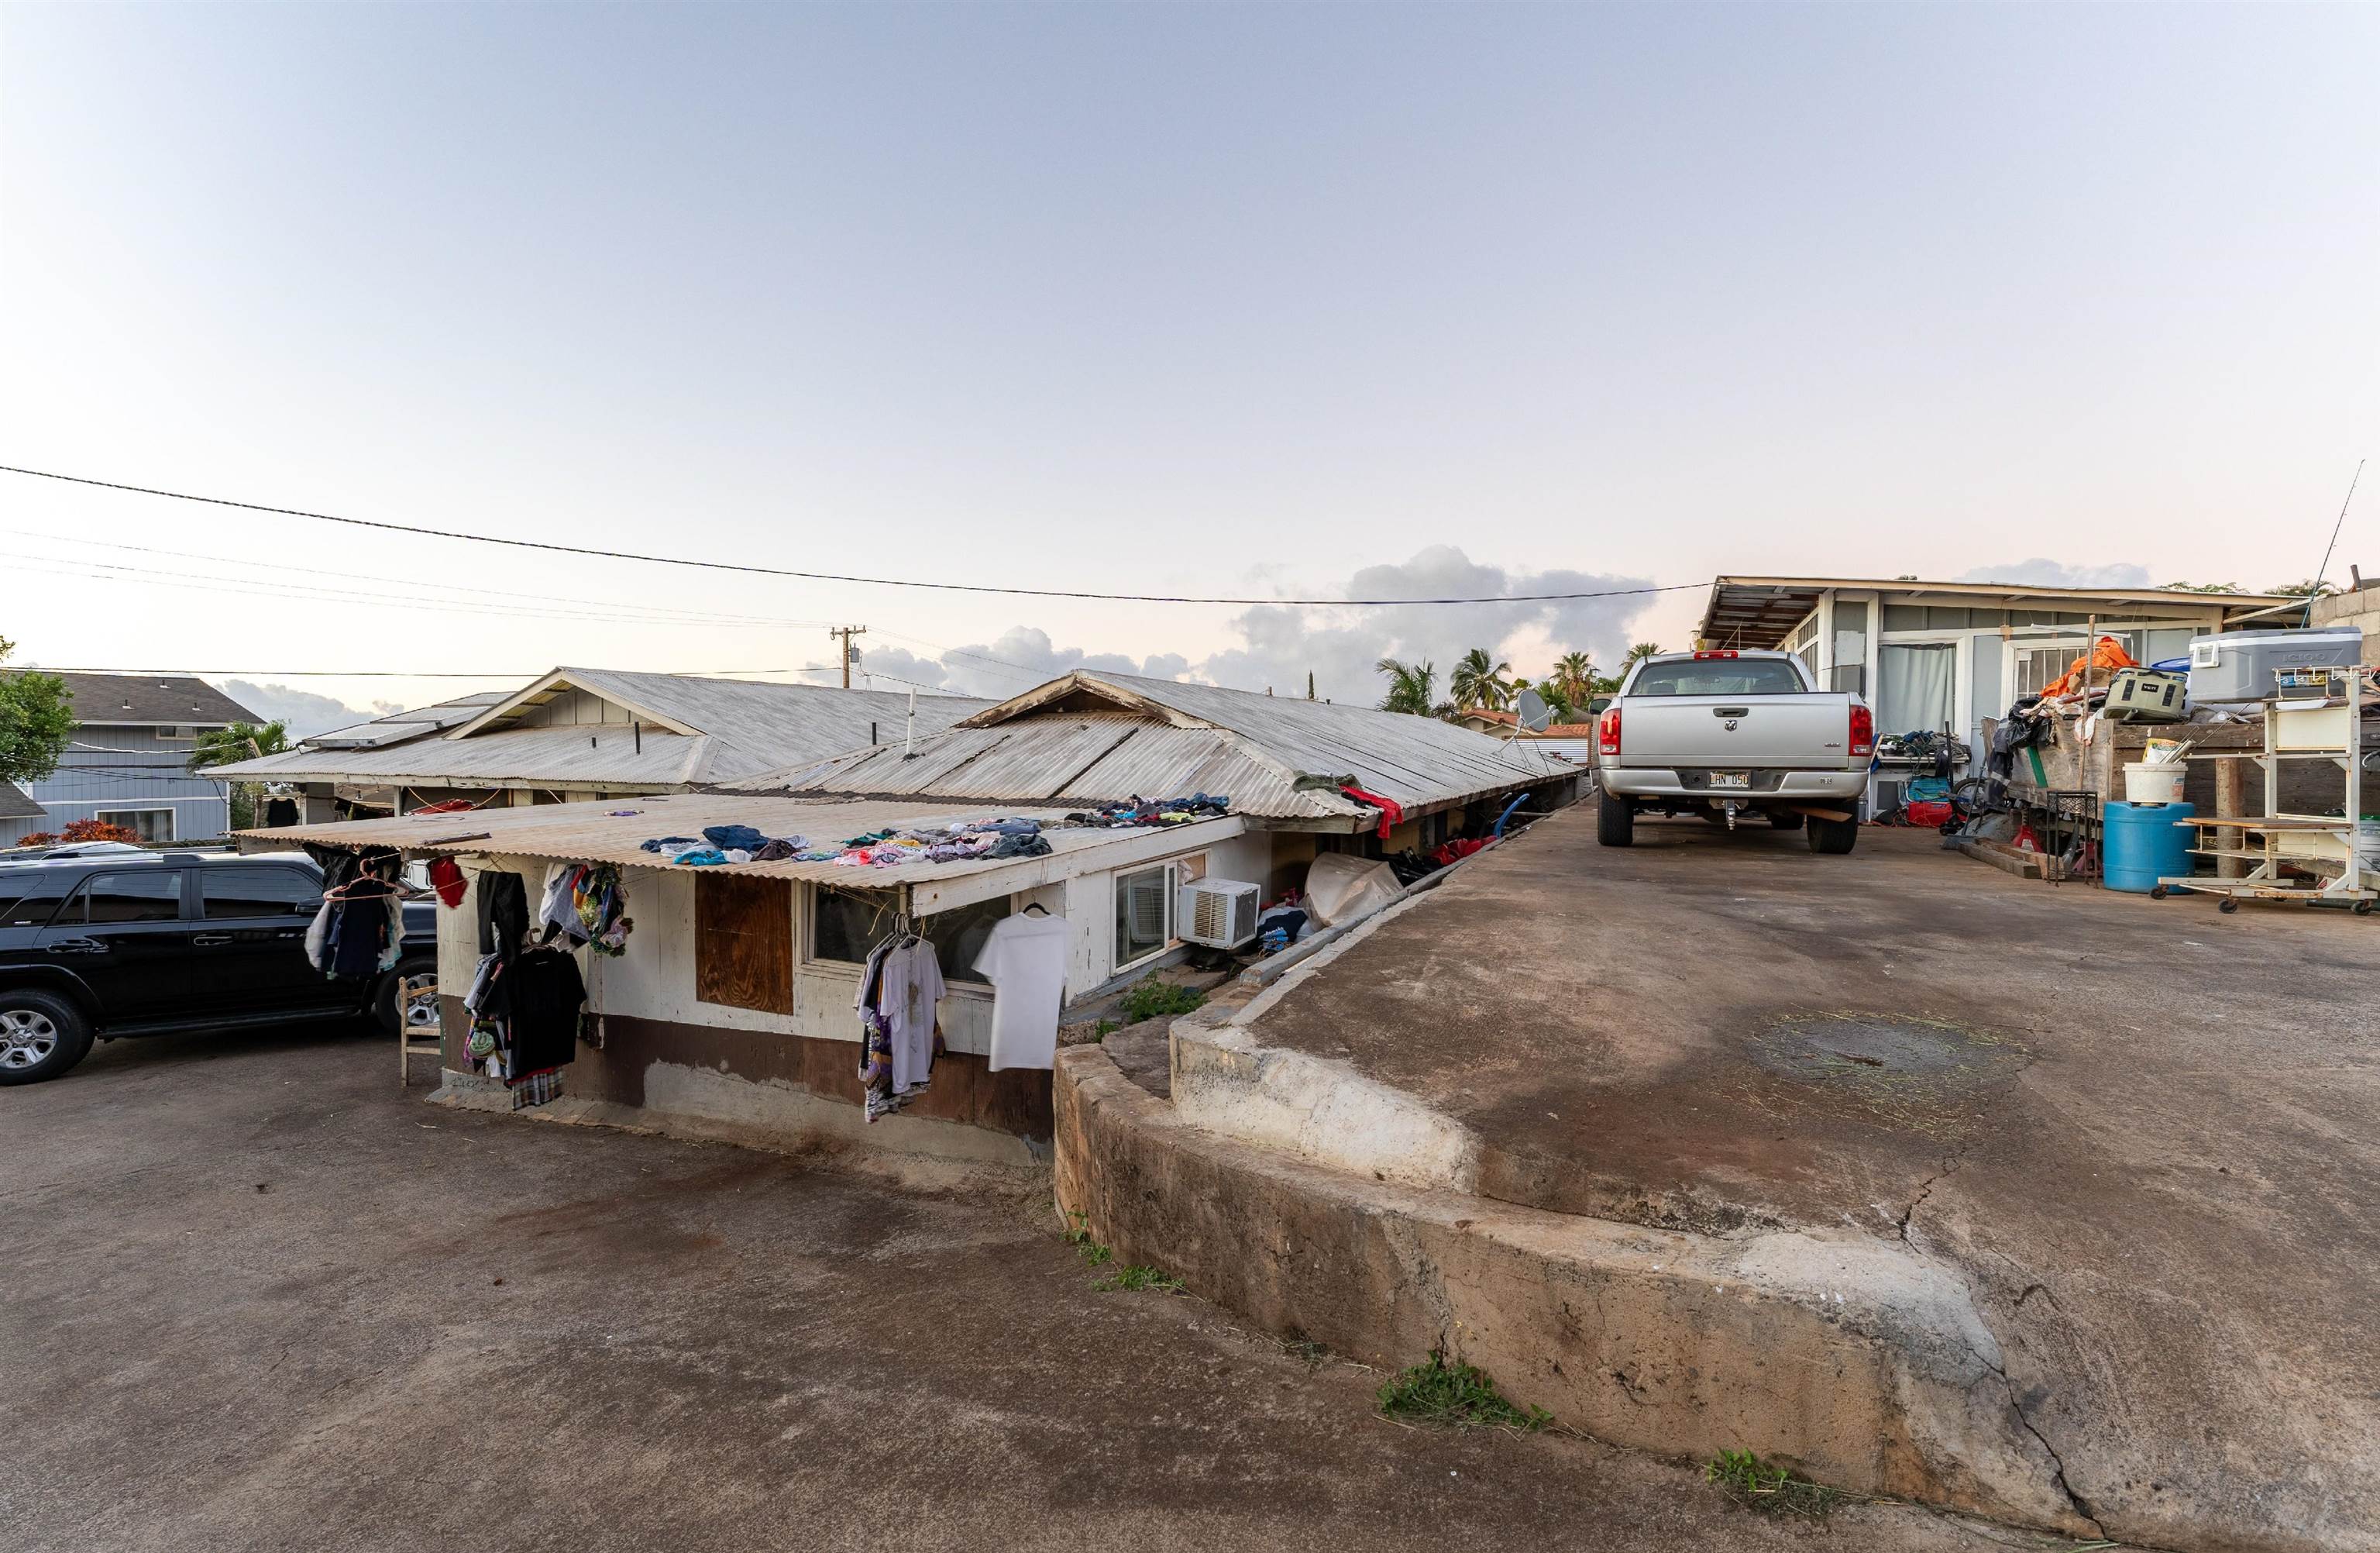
[{"left": 827, "top": 625, "right": 867, "bottom": 689}]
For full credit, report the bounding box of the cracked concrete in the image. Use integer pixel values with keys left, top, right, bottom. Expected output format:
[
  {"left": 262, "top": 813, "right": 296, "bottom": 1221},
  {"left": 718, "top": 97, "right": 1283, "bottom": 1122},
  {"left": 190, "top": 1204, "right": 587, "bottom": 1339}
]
[{"left": 1189, "top": 801, "right": 2380, "bottom": 1553}]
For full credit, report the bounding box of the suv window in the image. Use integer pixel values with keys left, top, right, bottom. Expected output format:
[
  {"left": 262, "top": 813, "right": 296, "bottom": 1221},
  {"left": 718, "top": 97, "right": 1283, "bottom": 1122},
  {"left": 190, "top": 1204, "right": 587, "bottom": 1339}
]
[
  {"left": 61, "top": 871, "right": 185, "bottom": 925},
  {"left": 201, "top": 866, "right": 322, "bottom": 920},
  {"left": 1629, "top": 659, "right": 1807, "bottom": 697},
  {"left": 0, "top": 869, "right": 73, "bottom": 929}
]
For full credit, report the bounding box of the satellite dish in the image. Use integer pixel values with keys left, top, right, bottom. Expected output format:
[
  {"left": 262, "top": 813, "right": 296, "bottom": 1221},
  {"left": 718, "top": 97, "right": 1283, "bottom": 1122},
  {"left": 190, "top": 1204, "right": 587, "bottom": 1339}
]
[{"left": 1514, "top": 688, "right": 1551, "bottom": 734}]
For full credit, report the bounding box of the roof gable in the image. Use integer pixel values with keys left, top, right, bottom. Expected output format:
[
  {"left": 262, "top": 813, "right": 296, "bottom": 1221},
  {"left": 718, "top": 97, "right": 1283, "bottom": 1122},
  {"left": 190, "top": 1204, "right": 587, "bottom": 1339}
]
[{"left": 2, "top": 671, "right": 259, "bottom": 727}]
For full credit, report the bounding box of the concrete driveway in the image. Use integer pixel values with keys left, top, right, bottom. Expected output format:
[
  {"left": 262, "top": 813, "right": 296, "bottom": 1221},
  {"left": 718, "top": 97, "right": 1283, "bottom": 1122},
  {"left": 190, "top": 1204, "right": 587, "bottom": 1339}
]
[
  {"left": 0, "top": 1019, "right": 2043, "bottom": 1552},
  {"left": 1243, "top": 801, "right": 2380, "bottom": 1551}
]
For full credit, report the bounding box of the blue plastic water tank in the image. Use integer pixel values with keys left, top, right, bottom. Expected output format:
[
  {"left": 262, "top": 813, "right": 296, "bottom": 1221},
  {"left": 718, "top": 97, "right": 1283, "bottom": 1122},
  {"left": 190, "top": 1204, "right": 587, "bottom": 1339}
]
[{"left": 2103, "top": 800, "right": 2196, "bottom": 893}]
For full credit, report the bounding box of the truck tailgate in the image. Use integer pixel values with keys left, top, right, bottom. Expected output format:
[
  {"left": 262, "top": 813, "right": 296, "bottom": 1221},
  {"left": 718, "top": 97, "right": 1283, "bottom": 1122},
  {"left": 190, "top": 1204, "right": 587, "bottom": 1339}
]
[{"left": 1618, "top": 695, "right": 1852, "bottom": 769}]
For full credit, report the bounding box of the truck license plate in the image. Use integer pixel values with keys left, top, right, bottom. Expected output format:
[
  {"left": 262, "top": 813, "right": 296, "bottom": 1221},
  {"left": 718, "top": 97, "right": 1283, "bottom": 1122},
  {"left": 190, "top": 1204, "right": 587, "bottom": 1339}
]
[{"left": 1709, "top": 771, "right": 1750, "bottom": 790}]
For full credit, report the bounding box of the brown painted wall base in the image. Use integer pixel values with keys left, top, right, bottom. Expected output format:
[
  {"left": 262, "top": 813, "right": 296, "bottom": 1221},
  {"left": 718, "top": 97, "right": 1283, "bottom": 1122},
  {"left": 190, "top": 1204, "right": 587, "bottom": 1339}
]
[{"left": 439, "top": 994, "right": 1053, "bottom": 1145}]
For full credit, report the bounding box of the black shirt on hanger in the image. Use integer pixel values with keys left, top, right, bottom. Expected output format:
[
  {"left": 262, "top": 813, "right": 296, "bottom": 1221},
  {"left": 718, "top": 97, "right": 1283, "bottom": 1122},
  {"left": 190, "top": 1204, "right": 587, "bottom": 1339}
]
[{"left": 504, "top": 947, "right": 586, "bottom": 1075}]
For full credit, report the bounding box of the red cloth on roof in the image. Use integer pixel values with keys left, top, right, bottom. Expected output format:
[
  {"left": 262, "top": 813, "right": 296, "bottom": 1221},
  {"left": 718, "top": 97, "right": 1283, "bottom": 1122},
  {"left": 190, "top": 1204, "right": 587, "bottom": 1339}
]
[{"left": 1341, "top": 784, "right": 1405, "bottom": 840}]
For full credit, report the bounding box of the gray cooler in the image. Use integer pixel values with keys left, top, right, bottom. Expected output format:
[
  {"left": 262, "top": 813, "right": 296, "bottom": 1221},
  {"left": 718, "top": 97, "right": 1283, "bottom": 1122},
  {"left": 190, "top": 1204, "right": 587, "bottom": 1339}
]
[{"left": 2186, "top": 627, "right": 2363, "bottom": 702}]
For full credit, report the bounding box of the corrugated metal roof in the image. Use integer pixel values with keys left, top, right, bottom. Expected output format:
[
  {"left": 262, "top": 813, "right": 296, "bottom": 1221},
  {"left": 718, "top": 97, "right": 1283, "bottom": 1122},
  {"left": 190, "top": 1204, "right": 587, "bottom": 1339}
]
[
  {"left": 733, "top": 671, "right": 1556, "bottom": 821},
  {"left": 306, "top": 693, "right": 509, "bottom": 750},
  {"left": 236, "top": 794, "right": 1243, "bottom": 892},
  {"left": 208, "top": 669, "right": 990, "bottom": 790}
]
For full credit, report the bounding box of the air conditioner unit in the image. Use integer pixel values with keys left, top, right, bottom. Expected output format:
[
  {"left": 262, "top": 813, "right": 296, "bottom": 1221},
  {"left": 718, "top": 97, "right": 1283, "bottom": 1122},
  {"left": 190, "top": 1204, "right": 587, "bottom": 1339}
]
[{"left": 1177, "top": 878, "right": 1260, "bottom": 949}]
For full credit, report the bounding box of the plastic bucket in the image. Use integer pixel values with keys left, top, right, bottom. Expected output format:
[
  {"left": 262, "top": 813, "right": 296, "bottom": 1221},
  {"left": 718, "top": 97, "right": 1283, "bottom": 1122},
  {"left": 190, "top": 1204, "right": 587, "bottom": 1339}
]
[{"left": 2122, "top": 762, "right": 2186, "bottom": 805}]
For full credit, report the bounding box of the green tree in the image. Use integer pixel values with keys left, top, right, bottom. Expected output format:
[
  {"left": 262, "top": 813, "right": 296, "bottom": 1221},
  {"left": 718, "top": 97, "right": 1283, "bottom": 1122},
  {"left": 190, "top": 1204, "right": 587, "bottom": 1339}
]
[
  {"left": 1625, "top": 642, "right": 1663, "bottom": 667},
  {"left": 2264, "top": 578, "right": 2340, "bottom": 599},
  {"left": 0, "top": 637, "right": 75, "bottom": 788},
  {"left": 190, "top": 719, "right": 290, "bottom": 832},
  {"left": 1450, "top": 648, "right": 1514, "bottom": 712},
  {"left": 1374, "top": 657, "right": 1439, "bottom": 718},
  {"left": 1552, "top": 650, "right": 1594, "bottom": 708},
  {"left": 2158, "top": 580, "right": 2244, "bottom": 594},
  {"left": 1534, "top": 681, "right": 1576, "bottom": 722}
]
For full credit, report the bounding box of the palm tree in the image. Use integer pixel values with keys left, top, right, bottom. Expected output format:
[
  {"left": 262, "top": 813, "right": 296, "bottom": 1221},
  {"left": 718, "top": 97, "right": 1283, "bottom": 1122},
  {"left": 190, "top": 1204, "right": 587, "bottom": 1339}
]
[
  {"left": 1536, "top": 682, "right": 1576, "bottom": 722},
  {"left": 1553, "top": 650, "right": 1594, "bottom": 709},
  {"left": 1374, "top": 657, "right": 1438, "bottom": 717},
  {"left": 1624, "top": 642, "right": 1663, "bottom": 668},
  {"left": 191, "top": 720, "right": 290, "bottom": 832},
  {"left": 1450, "top": 648, "right": 1514, "bottom": 712},
  {"left": 190, "top": 720, "right": 289, "bottom": 772}
]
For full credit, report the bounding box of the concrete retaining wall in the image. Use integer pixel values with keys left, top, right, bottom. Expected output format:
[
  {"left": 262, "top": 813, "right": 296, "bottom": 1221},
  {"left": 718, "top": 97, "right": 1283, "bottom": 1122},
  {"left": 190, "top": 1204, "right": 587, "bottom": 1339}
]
[{"left": 1054, "top": 1044, "right": 2093, "bottom": 1538}]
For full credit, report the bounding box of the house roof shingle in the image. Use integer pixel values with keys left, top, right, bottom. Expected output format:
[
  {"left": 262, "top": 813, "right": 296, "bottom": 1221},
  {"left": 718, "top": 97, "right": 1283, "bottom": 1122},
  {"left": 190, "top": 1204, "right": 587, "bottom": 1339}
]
[{"left": 2, "top": 671, "right": 258, "bottom": 727}]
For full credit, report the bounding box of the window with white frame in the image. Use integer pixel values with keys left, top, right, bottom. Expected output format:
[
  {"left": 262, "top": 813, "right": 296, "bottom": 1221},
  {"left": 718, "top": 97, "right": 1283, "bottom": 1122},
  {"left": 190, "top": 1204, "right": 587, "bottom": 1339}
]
[
  {"left": 1113, "top": 864, "right": 1174, "bottom": 970},
  {"left": 1780, "top": 612, "right": 1821, "bottom": 675},
  {"left": 2012, "top": 633, "right": 2143, "bottom": 699},
  {"left": 95, "top": 808, "right": 175, "bottom": 842}
]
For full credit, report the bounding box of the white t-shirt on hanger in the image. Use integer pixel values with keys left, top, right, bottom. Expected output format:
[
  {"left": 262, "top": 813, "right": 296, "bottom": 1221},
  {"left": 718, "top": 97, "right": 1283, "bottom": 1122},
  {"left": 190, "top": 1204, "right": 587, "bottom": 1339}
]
[
  {"left": 972, "top": 912, "right": 1069, "bottom": 1072},
  {"left": 877, "top": 938, "right": 945, "bottom": 1093}
]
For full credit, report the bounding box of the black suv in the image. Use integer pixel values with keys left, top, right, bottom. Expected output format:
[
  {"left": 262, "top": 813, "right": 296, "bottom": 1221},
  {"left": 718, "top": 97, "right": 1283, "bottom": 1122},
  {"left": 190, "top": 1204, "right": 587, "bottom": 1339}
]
[{"left": 0, "top": 851, "right": 436, "bottom": 1084}]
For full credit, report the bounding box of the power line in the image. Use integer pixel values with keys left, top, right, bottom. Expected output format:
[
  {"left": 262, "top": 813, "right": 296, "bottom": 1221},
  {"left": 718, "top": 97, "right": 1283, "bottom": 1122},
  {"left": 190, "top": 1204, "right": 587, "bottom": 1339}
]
[
  {"left": 0, "top": 463, "right": 1700, "bottom": 608},
  {"left": 1, "top": 527, "right": 836, "bottom": 629}
]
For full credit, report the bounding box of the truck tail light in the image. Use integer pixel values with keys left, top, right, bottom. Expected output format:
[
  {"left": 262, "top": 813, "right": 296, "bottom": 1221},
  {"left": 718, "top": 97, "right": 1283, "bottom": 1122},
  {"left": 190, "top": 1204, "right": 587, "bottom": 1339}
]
[
  {"left": 1692, "top": 649, "right": 1738, "bottom": 659},
  {"left": 1849, "top": 703, "right": 1875, "bottom": 758},
  {"left": 1598, "top": 704, "right": 1622, "bottom": 755}
]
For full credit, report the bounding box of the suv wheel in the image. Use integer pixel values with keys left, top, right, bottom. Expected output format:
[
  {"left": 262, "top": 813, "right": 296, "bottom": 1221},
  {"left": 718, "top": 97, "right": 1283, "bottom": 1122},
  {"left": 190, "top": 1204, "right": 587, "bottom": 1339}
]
[
  {"left": 0, "top": 989, "right": 95, "bottom": 1085},
  {"left": 372, "top": 956, "right": 439, "bottom": 1036},
  {"left": 1597, "top": 797, "right": 1635, "bottom": 847}
]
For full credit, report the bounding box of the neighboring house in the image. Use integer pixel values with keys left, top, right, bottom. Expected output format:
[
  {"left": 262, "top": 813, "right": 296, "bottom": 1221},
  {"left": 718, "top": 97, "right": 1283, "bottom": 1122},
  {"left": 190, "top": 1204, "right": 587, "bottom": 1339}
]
[
  {"left": 208, "top": 668, "right": 993, "bottom": 818},
  {"left": 0, "top": 672, "right": 260, "bottom": 848},
  {"left": 739, "top": 669, "right": 1579, "bottom": 993},
  {"left": 239, "top": 668, "right": 1574, "bottom": 1162},
  {"left": 1448, "top": 706, "right": 1601, "bottom": 765},
  {"left": 1694, "top": 575, "right": 2296, "bottom": 809}
]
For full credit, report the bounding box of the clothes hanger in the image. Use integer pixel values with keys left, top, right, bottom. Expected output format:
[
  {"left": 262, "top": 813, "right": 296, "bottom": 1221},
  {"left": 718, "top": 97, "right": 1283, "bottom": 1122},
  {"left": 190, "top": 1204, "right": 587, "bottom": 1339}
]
[{"left": 1022, "top": 903, "right": 1048, "bottom": 917}]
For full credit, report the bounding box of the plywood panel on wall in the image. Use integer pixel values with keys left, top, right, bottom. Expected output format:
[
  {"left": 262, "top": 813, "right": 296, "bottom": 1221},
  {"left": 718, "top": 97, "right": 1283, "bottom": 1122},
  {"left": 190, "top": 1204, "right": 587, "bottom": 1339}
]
[{"left": 696, "top": 874, "right": 793, "bottom": 1014}]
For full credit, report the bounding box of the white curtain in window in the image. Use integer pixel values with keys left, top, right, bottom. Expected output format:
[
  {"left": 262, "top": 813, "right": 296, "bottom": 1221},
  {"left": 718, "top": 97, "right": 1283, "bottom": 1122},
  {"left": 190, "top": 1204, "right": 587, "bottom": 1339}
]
[{"left": 1877, "top": 644, "right": 1956, "bottom": 736}]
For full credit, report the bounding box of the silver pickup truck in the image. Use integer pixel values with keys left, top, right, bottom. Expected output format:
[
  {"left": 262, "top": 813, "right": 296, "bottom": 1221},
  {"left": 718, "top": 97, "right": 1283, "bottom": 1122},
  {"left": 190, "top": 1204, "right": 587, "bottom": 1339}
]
[{"left": 1593, "top": 649, "right": 1873, "bottom": 853}]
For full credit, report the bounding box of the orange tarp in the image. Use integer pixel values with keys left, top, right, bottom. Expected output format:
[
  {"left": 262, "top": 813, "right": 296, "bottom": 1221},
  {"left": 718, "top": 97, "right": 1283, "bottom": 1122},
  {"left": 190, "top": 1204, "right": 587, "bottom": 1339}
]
[{"left": 2039, "top": 635, "right": 2138, "bottom": 699}]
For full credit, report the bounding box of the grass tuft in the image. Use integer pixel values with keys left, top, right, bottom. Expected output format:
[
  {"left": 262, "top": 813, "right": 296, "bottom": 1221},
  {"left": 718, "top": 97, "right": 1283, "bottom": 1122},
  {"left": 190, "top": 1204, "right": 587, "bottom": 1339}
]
[
  {"left": 1705, "top": 1449, "right": 1844, "bottom": 1517},
  {"left": 1117, "top": 981, "right": 1207, "bottom": 1024},
  {"left": 1094, "top": 1264, "right": 1185, "bottom": 1293},
  {"left": 1063, "top": 1210, "right": 1113, "bottom": 1267},
  {"left": 1376, "top": 1351, "right": 1550, "bottom": 1431}
]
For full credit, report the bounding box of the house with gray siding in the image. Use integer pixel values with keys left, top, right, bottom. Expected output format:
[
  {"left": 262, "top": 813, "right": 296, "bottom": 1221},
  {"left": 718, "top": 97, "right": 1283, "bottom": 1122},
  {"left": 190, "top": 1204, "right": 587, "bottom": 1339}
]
[{"left": 0, "top": 673, "right": 261, "bottom": 847}]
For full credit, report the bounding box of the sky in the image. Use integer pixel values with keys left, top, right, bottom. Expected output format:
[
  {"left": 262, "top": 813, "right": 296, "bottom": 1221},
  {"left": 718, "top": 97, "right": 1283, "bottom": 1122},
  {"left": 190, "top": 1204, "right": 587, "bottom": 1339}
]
[{"left": 2, "top": 2, "right": 2373, "bottom": 732}]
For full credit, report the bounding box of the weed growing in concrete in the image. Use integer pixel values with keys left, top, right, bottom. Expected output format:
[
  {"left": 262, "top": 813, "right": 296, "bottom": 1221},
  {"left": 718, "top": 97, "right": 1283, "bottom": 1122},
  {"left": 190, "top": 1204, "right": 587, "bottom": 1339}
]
[
  {"left": 1375, "top": 1352, "right": 1550, "bottom": 1431},
  {"left": 1094, "top": 1019, "right": 1119, "bottom": 1042},
  {"left": 1117, "top": 981, "right": 1206, "bottom": 1024},
  {"left": 1094, "top": 1264, "right": 1185, "bottom": 1293},
  {"left": 1705, "top": 1450, "right": 1842, "bottom": 1517},
  {"left": 1064, "top": 1210, "right": 1113, "bottom": 1267}
]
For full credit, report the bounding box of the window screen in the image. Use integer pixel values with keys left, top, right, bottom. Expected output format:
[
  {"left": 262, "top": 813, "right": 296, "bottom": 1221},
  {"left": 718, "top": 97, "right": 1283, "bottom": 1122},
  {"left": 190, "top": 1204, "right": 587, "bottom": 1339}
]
[
  {"left": 922, "top": 897, "right": 1009, "bottom": 986},
  {"left": 811, "top": 885, "right": 889, "bottom": 967},
  {"left": 1115, "top": 866, "right": 1171, "bottom": 968},
  {"left": 201, "top": 866, "right": 322, "bottom": 919},
  {"left": 695, "top": 874, "right": 792, "bottom": 1014},
  {"left": 67, "top": 872, "right": 184, "bottom": 925},
  {"left": 95, "top": 809, "right": 174, "bottom": 842}
]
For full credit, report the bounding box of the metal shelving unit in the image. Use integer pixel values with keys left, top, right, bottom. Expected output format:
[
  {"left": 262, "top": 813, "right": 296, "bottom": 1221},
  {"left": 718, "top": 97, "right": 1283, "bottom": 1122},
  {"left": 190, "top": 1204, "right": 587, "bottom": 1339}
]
[{"left": 2156, "top": 666, "right": 2375, "bottom": 914}]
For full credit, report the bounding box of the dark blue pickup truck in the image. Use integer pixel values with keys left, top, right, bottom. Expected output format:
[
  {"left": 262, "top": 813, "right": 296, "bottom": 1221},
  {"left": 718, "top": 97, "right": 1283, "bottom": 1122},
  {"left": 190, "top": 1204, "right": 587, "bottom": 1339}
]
[{"left": 0, "top": 850, "right": 436, "bottom": 1083}]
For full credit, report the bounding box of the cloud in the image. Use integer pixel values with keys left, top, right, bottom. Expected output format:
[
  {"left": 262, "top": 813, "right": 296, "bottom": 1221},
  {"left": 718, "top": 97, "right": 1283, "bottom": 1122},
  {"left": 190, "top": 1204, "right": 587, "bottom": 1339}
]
[
  {"left": 1953, "top": 559, "right": 2152, "bottom": 589},
  {"left": 1195, "top": 546, "right": 1659, "bottom": 704},
  {"left": 844, "top": 644, "right": 950, "bottom": 692},
  {"left": 932, "top": 627, "right": 1192, "bottom": 698},
  {"left": 841, "top": 547, "right": 1661, "bottom": 710},
  {"left": 215, "top": 680, "right": 381, "bottom": 739}
]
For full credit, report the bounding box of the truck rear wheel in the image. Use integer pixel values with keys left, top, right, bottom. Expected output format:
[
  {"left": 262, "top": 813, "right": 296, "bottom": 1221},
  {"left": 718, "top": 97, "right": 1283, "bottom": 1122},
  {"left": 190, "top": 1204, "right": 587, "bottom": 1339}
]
[
  {"left": 1597, "top": 797, "right": 1635, "bottom": 847},
  {"left": 1807, "top": 814, "right": 1859, "bottom": 855}
]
